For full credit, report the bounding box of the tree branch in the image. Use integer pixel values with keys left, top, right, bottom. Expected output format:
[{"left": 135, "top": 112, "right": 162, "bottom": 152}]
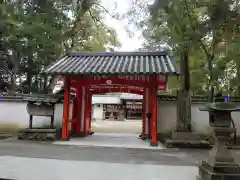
[
  {"left": 91, "top": 2, "right": 119, "bottom": 19},
  {"left": 183, "top": 0, "right": 216, "bottom": 101},
  {"left": 183, "top": 0, "right": 211, "bottom": 58},
  {"left": 78, "top": 40, "right": 93, "bottom": 51},
  {"left": 64, "top": 0, "right": 93, "bottom": 51},
  {"left": 91, "top": 2, "right": 110, "bottom": 15},
  {"left": 88, "top": 9, "right": 118, "bottom": 47}
]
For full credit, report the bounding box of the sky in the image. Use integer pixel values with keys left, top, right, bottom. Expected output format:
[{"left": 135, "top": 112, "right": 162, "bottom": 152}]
[{"left": 101, "top": 0, "right": 144, "bottom": 51}]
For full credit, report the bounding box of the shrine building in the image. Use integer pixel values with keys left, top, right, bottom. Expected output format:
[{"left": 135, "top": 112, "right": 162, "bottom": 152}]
[
  {"left": 44, "top": 51, "right": 179, "bottom": 146},
  {"left": 92, "top": 93, "right": 143, "bottom": 121}
]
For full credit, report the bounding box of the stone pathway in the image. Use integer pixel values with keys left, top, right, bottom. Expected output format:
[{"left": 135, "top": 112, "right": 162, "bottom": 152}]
[
  {"left": 92, "top": 119, "right": 142, "bottom": 134},
  {"left": 1, "top": 138, "right": 240, "bottom": 180},
  {"left": 0, "top": 156, "right": 197, "bottom": 180},
  {"left": 53, "top": 133, "right": 165, "bottom": 150}
]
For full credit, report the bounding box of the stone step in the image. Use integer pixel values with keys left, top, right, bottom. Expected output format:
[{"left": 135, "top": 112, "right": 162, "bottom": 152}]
[
  {"left": 19, "top": 128, "right": 56, "bottom": 133},
  {"left": 171, "top": 132, "right": 203, "bottom": 141},
  {"left": 18, "top": 128, "right": 57, "bottom": 141},
  {"left": 164, "top": 139, "right": 211, "bottom": 149}
]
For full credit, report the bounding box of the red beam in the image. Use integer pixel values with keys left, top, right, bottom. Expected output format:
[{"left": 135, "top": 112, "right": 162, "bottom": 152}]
[
  {"left": 70, "top": 75, "right": 164, "bottom": 88},
  {"left": 70, "top": 84, "right": 165, "bottom": 94},
  {"left": 70, "top": 86, "right": 145, "bottom": 95},
  {"left": 90, "top": 85, "right": 143, "bottom": 90},
  {"left": 91, "top": 89, "right": 144, "bottom": 95}
]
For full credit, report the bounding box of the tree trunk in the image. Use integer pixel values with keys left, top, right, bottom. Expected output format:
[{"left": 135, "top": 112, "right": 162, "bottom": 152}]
[
  {"left": 8, "top": 50, "right": 19, "bottom": 95},
  {"left": 26, "top": 73, "right": 32, "bottom": 88},
  {"left": 177, "top": 49, "right": 191, "bottom": 132},
  {"left": 236, "top": 60, "right": 240, "bottom": 96},
  {"left": 207, "top": 55, "right": 214, "bottom": 102},
  {"left": 26, "top": 53, "right": 34, "bottom": 91},
  {"left": 43, "top": 75, "right": 48, "bottom": 92},
  {"left": 8, "top": 70, "right": 16, "bottom": 95},
  {"left": 47, "top": 75, "right": 61, "bottom": 93}
]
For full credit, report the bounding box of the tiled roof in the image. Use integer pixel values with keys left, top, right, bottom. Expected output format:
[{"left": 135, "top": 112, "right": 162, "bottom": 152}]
[
  {"left": 157, "top": 95, "right": 240, "bottom": 102},
  {"left": 120, "top": 93, "right": 143, "bottom": 100},
  {"left": 43, "top": 51, "right": 179, "bottom": 75},
  {"left": 157, "top": 95, "right": 211, "bottom": 102},
  {"left": 23, "top": 94, "right": 63, "bottom": 104}
]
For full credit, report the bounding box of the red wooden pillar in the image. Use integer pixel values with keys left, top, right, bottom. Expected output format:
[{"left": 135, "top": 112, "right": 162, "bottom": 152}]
[
  {"left": 80, "top": 85, "right": 88, "bottom": 135},
  {"left": 80, "top": 86, "right": 86, "bottom": 134},
  {"left": 71, "top": 97, "right": 76, "bottom": 133},
  {"left": 150, "top": 86, "right": 158, "bottom": 146},
  {"left": 147, "top": 88, "right": 152, "bottom": 138},
  {"left": 62, "top": 77, "right": 70, "bottom": 140},
  {"left": 76, "top": 84, "right": 88, "bottom": 136},
  {"left": 84, "top": 86, "right": 90, "bottom": 134},
  {"left": 88, "top": 91, "right": 93, "bottom": 133},
  {"left": 144, "top": 88, "right": 149, "bottom": 136},
  {"left": 75, "top": 83, "right": 82, "bottom": 134},
  {"left": 141, "top": 88, "right": 146, "bottom": 137}
]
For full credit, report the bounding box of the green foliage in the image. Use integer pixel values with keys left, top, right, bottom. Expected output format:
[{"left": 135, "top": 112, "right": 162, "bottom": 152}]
[
  {"left": 0, "top": 0, "right": 120, "bottom": 93},
  {"left": 126, "top": 0, "right": 240, "bottom": 96}
]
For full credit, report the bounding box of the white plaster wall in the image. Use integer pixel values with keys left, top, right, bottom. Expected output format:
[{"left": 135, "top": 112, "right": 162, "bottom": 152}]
[
  {"left": 157, "top": 102, "right": 177, "bottom": 134},
  {"left": 157, "top": 101, "right": 240, "bottom": 135},
  {"left": 1, "top": 100, "right": 240, "bottom": 135},
  {"left": 231, "top": 111, "right": 240, "bottom": 134},
  {"left": 93, "top": 104, "right": 103, "bottom": 120},
  {"left": 0, "top": 101, "right": 72, "bottom": 128},
  {"left": 190, "top": 103, "right": 211, "bottom": 134},
  {"left": 92, "top": 96, "right": 121, "bottom": 104}
]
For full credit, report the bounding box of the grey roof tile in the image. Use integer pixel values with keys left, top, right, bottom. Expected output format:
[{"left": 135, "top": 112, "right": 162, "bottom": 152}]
[
  {"left": 23, "top": 94, "right": 62, "bottom": 104},
  {"left": 43, "top": 51, "right": 179, "bottom": 75}
]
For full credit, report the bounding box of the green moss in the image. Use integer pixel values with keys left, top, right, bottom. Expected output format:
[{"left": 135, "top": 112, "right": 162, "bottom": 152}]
[{"left": 0, "top": 123, "right": 21, "bottom": 134}]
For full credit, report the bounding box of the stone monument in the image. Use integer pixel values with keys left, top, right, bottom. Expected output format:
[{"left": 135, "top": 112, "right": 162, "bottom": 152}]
[{"left": 197, "top": 102, "right": 240, "bottom": 180}]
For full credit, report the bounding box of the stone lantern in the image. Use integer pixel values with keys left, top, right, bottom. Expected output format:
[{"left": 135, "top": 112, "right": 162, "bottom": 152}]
[{"left": 197, "top": 102, "right": 240, "bottom": 180}]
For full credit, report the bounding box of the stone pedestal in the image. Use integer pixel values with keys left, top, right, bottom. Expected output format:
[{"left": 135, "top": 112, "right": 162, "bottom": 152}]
[
  {"left": 197, "top": 127, "right": 240, "bottom": 180},
  {"left": 165, "top": 131, "right": 210, "bottom": 148},
  {"left": 150, "top": 141, "right": 158, "bottom": 147},
  {"left": 164, "top": 90, "right": 209, "bottom": 148}
]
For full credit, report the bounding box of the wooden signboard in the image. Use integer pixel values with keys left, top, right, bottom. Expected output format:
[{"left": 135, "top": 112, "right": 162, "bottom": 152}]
[{"left": 27, "top": 103, "right": 54, "bottom": 117}]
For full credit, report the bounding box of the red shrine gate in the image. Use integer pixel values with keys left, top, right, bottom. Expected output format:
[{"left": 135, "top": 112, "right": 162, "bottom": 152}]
[{"left": 44, "top": 51, "right": 178, "bottom": 146}]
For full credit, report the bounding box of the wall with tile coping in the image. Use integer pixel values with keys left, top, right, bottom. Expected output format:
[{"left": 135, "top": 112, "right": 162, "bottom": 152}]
[{"left": 0, "top": 97, "right": 240, "bottom": 135}]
